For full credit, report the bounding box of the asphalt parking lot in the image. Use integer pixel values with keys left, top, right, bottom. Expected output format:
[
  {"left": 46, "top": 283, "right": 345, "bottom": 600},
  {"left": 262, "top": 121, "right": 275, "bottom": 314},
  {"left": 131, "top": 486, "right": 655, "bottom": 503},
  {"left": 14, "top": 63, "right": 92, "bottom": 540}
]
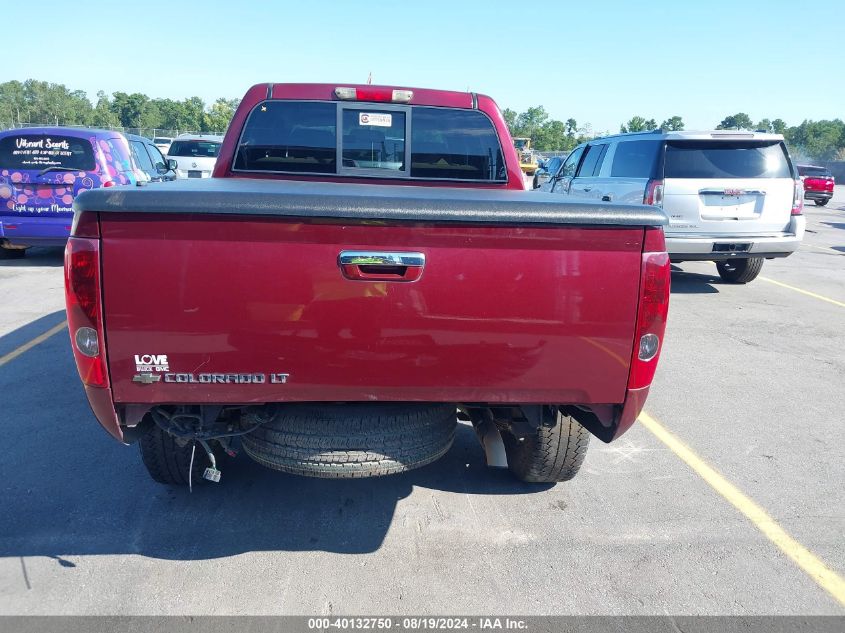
[{"left": 0, "top": 190, "right": 843, "bottom": 616}]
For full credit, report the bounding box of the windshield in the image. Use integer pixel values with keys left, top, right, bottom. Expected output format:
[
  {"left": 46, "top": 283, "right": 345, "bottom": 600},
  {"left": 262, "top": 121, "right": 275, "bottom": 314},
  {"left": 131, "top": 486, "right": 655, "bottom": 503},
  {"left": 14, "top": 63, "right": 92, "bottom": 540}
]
[
  {"left": 167, "top": 140, "right": 221, "bottom": 158},
  {"left": 0, "top": 133, "right": 96, "bottom": 171},
  {"left": 665, "top": 141, "right": 792, "bottom": 179}
]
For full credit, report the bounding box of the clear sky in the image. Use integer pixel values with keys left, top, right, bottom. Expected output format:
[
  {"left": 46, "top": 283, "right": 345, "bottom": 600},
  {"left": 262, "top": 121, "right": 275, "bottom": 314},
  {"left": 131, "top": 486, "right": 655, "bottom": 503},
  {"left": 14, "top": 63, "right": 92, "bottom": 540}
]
[{"left": 2, "top": 0, "right": 842, "bottom": 133}]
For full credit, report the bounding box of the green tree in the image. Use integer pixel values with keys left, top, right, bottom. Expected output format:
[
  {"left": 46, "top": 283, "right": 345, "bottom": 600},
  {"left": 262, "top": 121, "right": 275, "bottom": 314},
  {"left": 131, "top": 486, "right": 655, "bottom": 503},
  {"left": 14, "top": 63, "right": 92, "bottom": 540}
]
[
  {"left": 203, "top": 97, "right": 240, "bottom": 133},
  {"left": 565, "top": 118, "right": 578, "bottom": 136},
  {"left": 786, "top": 119, "right": 845, "bottom": 161},
  {"left": 771, "top": 118, "right": 787, "bottom": 135},
  {"left": 111, "top": 92, "right": 149, "bottom": 128},
  {"left": 756, "top": 118, "right": 773, "bottom": 133},
  {"left": 660, "top": 116, "right": 684, "bottom": 131},
  {"left": 620, "top": 116, "right": 657, "bottom": 133},
  {"left": 716, "top": 113, "right": 754, "bottom": 130},
  {"left": 502, "top": 108, "right": 517, "bottom": 133},
  {"left": 91, "top": 91, "right": 120, "bottom": 128}
]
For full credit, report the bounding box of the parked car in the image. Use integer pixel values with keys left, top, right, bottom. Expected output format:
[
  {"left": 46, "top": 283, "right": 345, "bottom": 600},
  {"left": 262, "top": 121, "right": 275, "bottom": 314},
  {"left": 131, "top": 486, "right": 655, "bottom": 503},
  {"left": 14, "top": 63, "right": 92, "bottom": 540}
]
[
  {"left": 152, "top": 137, "right": 173, "bottom": 154},
  {"left": 0, "top": 127, "right": 138, "bottom": 258},
  {"left": 534, "top": 155, "right": 564, "bottom": 189},
  {"left": 166, "top": 134, "right": 224, "bottom": 178},
  {"left": 544, "top": 130, "right": 804, "bottom": 283},
  {"left": 66, "top": 83, "right": 670, "bottom": 488},
  {"left": 797, "top": 164, "right": 835, "bottom": 206},
  {"left": 126, "top": 134, "right": 177, "bottom": 183}
]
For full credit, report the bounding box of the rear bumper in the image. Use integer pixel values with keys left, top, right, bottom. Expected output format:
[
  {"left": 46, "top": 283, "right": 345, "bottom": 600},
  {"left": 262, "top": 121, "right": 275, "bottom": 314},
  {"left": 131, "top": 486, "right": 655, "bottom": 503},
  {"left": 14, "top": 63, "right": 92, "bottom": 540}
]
[
  {"left": 804, "top": 191, "right": 833, "bottom": 202},
  {"left": 0, "top": 215, "right": 73, "bottom": 247},
  {"left": 666, "top": 216, "right": 805, "bottom": 261}
]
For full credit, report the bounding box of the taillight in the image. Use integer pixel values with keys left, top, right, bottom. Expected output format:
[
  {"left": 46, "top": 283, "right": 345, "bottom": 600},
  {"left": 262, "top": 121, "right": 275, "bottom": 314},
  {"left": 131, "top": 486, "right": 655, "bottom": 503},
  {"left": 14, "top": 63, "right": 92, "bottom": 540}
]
[
  {"left": 64, "top": 232, "right": 108, "bottom": 388},
  {"left": 644, "top": 179, "right": 664, "bottom": 207},
  {"left": 334, "top": 86, "right": 413, "bottom": 103},
  {"left": 628, "top": 227, "right": 670, "bottom": 390},
  {"left": 792, "top": 180, "right": 804, "bottom": 216},
  {"left": 102, "top": 180, "right": 116, "bottom": 188}
]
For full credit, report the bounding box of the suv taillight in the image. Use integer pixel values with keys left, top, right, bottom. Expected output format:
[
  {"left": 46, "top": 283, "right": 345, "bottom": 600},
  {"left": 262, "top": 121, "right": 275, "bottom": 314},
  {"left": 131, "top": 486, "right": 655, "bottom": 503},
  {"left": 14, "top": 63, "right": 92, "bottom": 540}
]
[
  {"left": 628, "top": 227, "right": 670, "bottom": 390},
  {"left": 644, "top": 179, "right": 664, "bottom": 207},
  {"left": 64, "top": 213, "right": 108, "bottom": 388},
  {"left": 792, "top": 180, "right": 804, "bottom": 216}
]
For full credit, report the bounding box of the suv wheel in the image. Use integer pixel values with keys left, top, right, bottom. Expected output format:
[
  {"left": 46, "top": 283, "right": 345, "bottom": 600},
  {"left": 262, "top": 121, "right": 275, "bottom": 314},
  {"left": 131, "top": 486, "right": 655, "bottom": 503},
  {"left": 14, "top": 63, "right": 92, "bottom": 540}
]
[{"left": 716, "top": 257, "right": 764, "bottom": 284}]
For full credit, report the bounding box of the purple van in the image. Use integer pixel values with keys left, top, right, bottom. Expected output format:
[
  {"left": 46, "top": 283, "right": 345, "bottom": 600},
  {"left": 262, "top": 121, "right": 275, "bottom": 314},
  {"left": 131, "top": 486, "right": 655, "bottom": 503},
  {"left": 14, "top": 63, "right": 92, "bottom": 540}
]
[{"left": 0, "top": 127, "right": 137, "bottom": 258}]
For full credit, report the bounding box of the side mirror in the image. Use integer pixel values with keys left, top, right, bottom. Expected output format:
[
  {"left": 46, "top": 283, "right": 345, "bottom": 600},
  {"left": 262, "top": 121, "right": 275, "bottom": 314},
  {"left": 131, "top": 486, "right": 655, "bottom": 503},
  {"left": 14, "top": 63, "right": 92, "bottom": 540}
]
[{"left": 167, "top": 159, "right": 178, "bottom": 171}]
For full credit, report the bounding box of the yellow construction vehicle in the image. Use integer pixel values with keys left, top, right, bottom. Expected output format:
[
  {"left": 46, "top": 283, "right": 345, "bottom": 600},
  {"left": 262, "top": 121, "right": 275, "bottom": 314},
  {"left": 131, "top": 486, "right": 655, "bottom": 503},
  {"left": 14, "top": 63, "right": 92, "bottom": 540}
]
[{"left": 513, "top": 137, "right": 539, "bottom": 176}]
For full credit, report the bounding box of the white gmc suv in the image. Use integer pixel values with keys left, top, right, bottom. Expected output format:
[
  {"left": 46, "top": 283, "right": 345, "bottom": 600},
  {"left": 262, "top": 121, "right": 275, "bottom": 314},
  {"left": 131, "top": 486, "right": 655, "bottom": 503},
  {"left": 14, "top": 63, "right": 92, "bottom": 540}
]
[{"left": 546, "top": 130, "right": 805, "bottom": 283}]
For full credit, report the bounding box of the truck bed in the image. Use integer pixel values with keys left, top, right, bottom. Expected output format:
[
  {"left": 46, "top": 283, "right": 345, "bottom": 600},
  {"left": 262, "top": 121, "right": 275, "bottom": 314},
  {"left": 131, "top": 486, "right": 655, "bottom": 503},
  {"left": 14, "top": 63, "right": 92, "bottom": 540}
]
[{"left": 77, "top": 179, "right": 666, "bottom": 407}]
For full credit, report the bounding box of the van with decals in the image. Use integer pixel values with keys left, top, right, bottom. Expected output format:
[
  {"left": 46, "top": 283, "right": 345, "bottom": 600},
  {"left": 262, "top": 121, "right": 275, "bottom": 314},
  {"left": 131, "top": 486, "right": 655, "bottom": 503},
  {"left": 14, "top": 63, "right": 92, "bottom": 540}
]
[{"left": 0, "top": 127, "right": 137, "bottom": 258}]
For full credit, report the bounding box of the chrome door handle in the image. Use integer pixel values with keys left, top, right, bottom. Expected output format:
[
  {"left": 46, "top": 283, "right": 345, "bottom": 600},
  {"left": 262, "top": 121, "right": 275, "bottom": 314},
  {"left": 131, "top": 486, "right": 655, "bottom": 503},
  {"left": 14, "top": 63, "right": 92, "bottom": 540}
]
[
  {"left": 339, "top": 251, "right": 425, "bottom": 282},
  {"left": 601, "top": 195, "right": 613, "bottom": 202}
]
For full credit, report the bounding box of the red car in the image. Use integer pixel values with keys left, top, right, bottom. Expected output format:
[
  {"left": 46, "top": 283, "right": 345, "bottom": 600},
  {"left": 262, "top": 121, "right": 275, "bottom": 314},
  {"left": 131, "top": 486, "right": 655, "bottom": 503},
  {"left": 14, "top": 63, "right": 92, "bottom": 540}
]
[
  {"left": 797, "top": 164, "right": 835, "bottom": 206},
  {"left": 65, "top": 83, "right": 670, "bottom": 487}
]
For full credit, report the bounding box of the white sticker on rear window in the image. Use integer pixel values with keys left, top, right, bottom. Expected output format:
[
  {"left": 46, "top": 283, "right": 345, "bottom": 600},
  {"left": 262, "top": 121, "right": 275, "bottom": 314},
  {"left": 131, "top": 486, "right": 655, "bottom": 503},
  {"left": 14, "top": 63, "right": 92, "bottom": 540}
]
[{"left": 359, "top": 112, "right": 392, "bottom": 127}]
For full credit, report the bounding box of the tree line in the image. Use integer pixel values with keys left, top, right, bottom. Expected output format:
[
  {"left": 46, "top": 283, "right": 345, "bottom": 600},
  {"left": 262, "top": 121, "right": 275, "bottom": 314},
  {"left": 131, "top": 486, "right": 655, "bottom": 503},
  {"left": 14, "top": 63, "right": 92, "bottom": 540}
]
[
  {"left": 505, "top": 106, "right": 845, "bottom": 162},
  {"left": 1, "top": 79, "right": 843, "bottom": 161},
  {"left": 0, "top": 79, "right": 240, "bottom": 134}
]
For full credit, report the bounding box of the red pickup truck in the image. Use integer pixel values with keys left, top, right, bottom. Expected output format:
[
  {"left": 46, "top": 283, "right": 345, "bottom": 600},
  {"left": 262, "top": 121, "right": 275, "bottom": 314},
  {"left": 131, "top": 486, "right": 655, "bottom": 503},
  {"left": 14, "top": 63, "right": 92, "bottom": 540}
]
[{"left": 65, "top": 83, "right": 670, "bottom": 487}]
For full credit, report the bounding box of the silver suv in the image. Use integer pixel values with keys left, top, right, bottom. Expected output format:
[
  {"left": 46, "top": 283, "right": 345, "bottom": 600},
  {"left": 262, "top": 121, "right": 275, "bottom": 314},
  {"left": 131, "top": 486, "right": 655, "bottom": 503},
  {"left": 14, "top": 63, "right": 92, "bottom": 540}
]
[{"left": 545, "top": 130, "right": 805, "bottom": 283}]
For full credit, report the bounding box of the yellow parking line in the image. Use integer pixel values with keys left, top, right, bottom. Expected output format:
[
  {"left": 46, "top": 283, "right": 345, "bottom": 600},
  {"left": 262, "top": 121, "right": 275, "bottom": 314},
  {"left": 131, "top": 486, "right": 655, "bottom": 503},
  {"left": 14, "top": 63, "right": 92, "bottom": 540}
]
[
  {"left": 0, "top": 321, "right": 67, "bottom": 368},
  {"left": 759, "top": 277, "right": 845, "bottom": 309},
  {"left": 801, "top": 242, "right": 842, "bottom": 255},
  {"left": 639, "top": 411, "right": 845, "bottom": 607}
]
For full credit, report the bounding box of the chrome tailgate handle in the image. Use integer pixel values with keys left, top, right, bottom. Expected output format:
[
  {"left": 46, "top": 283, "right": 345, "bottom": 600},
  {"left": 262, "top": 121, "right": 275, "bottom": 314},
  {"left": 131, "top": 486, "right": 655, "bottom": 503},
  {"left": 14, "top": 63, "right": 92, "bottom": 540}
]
[{"left": 339, "top": 251, "right": 425, "bottom": 282}]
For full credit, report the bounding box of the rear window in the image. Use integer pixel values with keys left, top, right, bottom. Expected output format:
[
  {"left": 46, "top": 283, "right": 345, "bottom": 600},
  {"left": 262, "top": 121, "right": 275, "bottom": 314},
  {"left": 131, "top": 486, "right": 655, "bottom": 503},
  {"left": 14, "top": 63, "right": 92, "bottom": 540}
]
[
  {"left": 234, "top": 101, "right": 337, "bottom": 174},
  {"left": 153, "top": 138, "right": 172, "bottom": 145},
  {"left": 410, "top": 108, "right": 506, "bottom": 181},
  {"left": 234, "top": 101, "right": 506, "bottom": 182},
  {"left": 168, "top": 140, "right": 222, "bottom": 158},
  {"left": 0, "top": 134, "right": 96, "bottom": 171},
  {"left": 798, "top": 165, "right": 831, "bottom": 178},
  {"left": 665, "top": 141, "right": 792, "bottom": 179},
  {"left": 343, "top": 109, "right": 405, "bottom": 172},
  {"left": 611, "top": 140, "right": 662, "bottom": 178}
]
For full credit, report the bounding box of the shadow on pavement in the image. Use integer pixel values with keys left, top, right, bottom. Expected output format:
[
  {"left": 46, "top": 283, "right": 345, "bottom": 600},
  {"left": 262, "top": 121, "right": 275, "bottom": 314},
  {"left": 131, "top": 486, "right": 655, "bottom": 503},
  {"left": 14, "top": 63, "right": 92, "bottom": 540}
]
[
  {"left": 821, "top": 222, "right": 845, "bottom": 231},
  {"left": 0, "top": 310, "right": 67, "bottom": 358},
  {"left": 670, "top": 267, "right": 720, "bottom": 294},
  {"left": 0, "top": 319, "right": 549, "bottom": 563},
  {"left": 0, "top": 246, "right": 64, "bottom": 268}
]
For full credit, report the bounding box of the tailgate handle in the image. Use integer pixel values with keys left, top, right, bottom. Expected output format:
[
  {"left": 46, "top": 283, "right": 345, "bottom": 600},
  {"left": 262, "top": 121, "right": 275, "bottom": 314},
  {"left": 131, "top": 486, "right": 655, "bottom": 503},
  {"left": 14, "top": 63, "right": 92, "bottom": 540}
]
[
  {"left": 699, "top": 188, "right": 767, "bottom": 196},
  {"left": 339, "top": 251, "right": 425, "bottom": 282}
]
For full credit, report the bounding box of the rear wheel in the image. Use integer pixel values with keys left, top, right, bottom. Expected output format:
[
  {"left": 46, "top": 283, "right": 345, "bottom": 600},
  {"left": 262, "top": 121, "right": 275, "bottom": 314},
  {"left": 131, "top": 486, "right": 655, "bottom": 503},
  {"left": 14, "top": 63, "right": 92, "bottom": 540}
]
[
  {"left": 501, "top": 410, "right": 590, "bottom": 483},
  {"left": 139, "top": 425, "right": 220, "bottom": 485},
  {"left": 716, "top": 257, "right": 764, "bottom": 284},
  {"left": 241, "top": 403, "right": 456, "bottom": 478},
  {"left": 816, "top": 199, "right": 829, "bottom": 206}
]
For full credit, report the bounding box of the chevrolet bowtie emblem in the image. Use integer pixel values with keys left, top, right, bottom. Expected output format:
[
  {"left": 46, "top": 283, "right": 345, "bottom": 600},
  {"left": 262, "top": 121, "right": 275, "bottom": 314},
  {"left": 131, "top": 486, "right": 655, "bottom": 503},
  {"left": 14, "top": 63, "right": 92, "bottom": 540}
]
[{"left": 133, "top": 373, "right": 162, "bottom": 384}]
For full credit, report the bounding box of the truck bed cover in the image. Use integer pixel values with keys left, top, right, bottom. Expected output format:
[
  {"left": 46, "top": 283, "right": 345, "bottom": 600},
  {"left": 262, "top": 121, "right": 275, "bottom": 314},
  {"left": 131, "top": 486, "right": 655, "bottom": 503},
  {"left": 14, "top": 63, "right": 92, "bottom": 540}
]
[{"left": 75, "top": 178, "right": 667, "bottom": 227}]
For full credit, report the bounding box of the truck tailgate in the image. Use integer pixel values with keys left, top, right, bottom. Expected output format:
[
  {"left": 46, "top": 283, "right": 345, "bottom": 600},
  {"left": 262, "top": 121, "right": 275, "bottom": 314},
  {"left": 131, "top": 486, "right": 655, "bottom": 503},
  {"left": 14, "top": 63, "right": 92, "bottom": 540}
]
[{"left": 100, "top": 215, "right": 644, "bottom": 405}]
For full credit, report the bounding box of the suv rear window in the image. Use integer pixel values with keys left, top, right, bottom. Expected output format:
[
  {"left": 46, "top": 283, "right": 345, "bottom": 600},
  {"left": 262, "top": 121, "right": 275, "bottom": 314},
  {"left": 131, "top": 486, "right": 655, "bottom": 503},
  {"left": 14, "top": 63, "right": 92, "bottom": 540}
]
[
  {"left": 168, "top": 140, "right": 222, "bottom": 158},
  {"left": 0, "top": 134, "right": 96, "bottom": 171},
  {"left": 234, "top": 101, "right": 506, "bottom": 182},
  {"left": 611, "top": 140, "right": 662, "bottom": 178},
  {"left": 665, "top": 141, "right": 792, "bottom": 179}
]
